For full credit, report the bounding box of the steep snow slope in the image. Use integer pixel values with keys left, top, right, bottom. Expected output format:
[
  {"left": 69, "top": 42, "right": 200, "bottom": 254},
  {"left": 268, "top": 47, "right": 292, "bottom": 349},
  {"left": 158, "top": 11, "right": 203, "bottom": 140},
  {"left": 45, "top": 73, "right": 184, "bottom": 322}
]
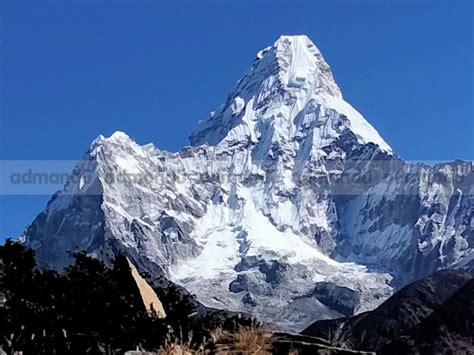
[{"left": 23, "top": 35, "right": 473, "bottom": 331}]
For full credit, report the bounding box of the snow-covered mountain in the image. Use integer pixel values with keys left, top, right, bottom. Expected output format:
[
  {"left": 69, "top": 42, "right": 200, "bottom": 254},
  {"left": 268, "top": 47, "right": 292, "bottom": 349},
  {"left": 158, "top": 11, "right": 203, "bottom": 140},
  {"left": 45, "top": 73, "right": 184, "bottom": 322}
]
[{"left": 23, "top": 35, "right": 473, "bottom": 331}]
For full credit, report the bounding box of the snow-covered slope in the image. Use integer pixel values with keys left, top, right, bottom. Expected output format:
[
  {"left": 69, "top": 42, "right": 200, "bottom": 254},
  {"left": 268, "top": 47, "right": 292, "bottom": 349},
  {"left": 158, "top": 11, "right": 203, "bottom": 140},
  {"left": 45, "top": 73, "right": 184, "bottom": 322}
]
[{"left": 23, "top": 35, "right": 473, "bottom": 331}]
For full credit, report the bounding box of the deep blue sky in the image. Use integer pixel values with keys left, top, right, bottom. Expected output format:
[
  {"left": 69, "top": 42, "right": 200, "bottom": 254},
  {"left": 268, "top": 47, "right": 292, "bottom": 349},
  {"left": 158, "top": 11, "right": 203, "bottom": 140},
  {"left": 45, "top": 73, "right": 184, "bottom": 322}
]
[{"left": 1, "top": 0, "right": 472, "bottom": 239}]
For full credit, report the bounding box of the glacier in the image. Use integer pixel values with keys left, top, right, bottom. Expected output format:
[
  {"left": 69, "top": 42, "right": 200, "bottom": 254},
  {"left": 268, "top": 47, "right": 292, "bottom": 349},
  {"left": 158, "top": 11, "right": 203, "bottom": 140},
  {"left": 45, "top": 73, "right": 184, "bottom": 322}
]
[{"left": 23, "top": 35, "right": 473, "bottom": 331}]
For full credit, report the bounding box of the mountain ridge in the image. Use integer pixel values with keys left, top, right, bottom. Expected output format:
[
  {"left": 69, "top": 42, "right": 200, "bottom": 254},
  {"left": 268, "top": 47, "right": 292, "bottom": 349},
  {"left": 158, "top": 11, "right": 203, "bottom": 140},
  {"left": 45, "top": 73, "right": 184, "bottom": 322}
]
[{"left": 302, "top": 269, "right": 474, "bottom": 351}]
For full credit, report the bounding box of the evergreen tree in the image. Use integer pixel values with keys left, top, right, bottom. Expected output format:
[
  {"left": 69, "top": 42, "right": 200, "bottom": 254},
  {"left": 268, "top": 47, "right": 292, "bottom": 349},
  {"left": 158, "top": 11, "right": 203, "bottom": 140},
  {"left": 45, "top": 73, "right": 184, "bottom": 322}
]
[
  {"left": 0, "top": 241, "right": 255, "bottom": 354},
  {"left": 0, "top": 239, "right": 39, "bottom": 353}
]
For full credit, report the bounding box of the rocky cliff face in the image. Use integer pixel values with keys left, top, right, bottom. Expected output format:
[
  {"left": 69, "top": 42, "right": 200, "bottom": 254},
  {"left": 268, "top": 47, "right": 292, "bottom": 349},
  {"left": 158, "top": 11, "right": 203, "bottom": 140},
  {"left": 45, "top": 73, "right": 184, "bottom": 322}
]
[{"left": 23, "top": 35, "right": 473, "bottom": 331}]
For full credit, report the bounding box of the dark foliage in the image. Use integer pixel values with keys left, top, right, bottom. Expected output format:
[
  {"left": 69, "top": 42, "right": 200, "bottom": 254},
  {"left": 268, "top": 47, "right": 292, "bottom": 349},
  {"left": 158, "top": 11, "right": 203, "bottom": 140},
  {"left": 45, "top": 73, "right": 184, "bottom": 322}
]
[{"left": 0, "top": 240, "right": 254, "bottom": 354}]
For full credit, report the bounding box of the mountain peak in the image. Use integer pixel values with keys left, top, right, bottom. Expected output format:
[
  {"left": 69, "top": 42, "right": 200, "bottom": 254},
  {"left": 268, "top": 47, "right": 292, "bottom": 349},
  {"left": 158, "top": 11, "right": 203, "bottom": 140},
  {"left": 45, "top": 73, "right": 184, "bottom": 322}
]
[
  {"left": 22, "top": 36, "right": 472, "bottom": 334},
  {"left": 254, "top": 35, "right": 341, "bottom": 98},
  {"left": 258, "top": 35, "right": 319, "bottom": 59},
  {"left": 108, "top": 131, "right": 131, "bottom": 141},
  {"left": 275, "top": 34, "right": 313, "bottom": 44},
  {"left": 190, "top": 35, "right": 391, "bottom": 153},
  {"left": 90, "top": 131, "right": 133, "bottom": 150}
]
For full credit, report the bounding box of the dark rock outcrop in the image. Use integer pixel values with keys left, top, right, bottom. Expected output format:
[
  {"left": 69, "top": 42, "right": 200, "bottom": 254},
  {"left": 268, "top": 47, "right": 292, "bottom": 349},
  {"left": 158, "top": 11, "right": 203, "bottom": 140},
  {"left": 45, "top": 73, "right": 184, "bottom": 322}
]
[
  {"left": 229, "top": 274, "right": 250, "bottom": 293},
  {"left": 309, "top": 282, "right": 360, "bottom": 316},
  {"left": 241, "top": 292, "right": 257, "bottom": 307},
  {"left": 302, "top": 270, "right": 473, "bottom": 352}
]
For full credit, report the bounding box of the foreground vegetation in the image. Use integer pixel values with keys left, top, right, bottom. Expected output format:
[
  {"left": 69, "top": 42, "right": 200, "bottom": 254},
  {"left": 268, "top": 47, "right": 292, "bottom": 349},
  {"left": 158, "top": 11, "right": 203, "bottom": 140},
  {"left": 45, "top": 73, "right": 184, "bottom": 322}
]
[
  {"left": 0, "top": 240, "right": 255, "bottom": 354},
  {"left": 1, "top": 240, "right": 376, "bottom": 354}
]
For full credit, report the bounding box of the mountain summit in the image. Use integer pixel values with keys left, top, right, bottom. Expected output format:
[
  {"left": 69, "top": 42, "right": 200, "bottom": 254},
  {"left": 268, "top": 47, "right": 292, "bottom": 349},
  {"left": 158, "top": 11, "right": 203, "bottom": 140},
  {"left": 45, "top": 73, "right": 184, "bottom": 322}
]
[
  {"left": 260, "top": 35, "right": 342, "bottom": 97},
  {"left": 24, "top": 35, "right": 473, "bottom": 331},
  {"left": 190, "top": 35, "right": 391, "bottom": 153}
]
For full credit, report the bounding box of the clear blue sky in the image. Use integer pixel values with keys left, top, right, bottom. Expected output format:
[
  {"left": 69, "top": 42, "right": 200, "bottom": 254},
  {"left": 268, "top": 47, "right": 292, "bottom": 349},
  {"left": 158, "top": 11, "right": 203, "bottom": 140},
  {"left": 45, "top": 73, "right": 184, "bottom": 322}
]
[{"left": 1, "top": 0, "right": 472, "bottom": 239}]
